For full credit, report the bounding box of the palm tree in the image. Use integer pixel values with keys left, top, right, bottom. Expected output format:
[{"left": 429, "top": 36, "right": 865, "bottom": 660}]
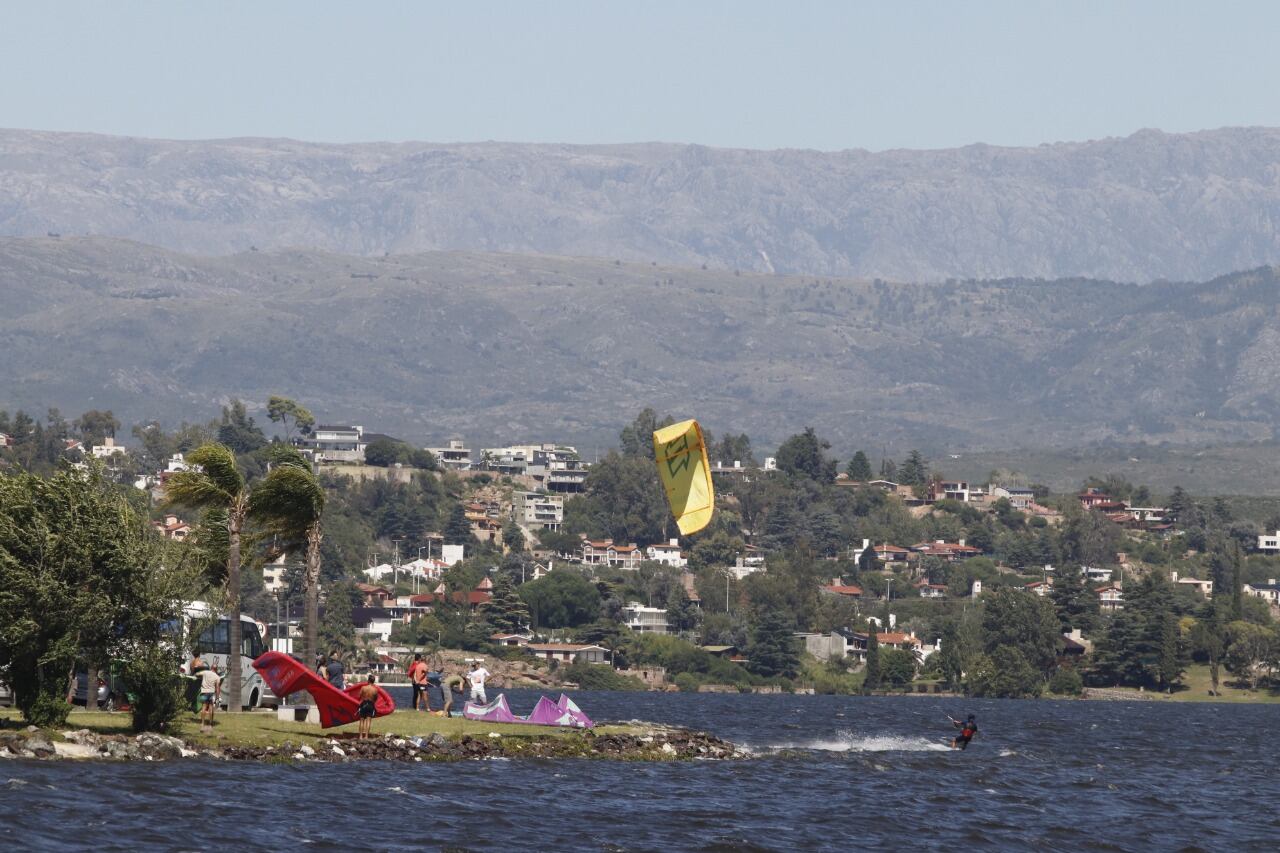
[
  {"left": 250, "top": 446, "right": 325, "bottom": 669},
  {"left": 167, "top": 443, "right": 322, "bottom": 710}
]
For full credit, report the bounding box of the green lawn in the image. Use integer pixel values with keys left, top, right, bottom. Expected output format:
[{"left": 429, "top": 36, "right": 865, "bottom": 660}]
[
  {"left": 1089, "top": 664, "right": 1280, "bottom": 704},
  {"left": 0, "top": 706, "right": 636, "bottom": 748}
]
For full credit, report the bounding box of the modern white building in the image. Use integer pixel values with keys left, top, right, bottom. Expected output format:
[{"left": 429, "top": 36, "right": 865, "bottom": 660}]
[
  {"left": 646, "top": 539, "right": 687, "bottom": 568},
  {"left": 427, "top": 439, "right": 472, "bottom": 471},
  {"left": 262, "top": 554, "right": 289, "bottom": 594},
  {"left": 91, "top": 436, "right": 128, "bottom": 458},
  {"left": 622, "top": 602, "right": 670, "bottom": 634},
  {"left": 512, "top": 490, "right": 564, "bottom": 531},
  {"left": 307, "top": 425, "right": 368, "bottom": 463},
  {"left": 1258, "top": 532, "right": 1280, "bottom": 552}
]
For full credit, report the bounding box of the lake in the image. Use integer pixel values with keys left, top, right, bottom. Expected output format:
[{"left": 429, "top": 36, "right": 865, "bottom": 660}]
[{"left": 1, "top": 689, "right": 1276, "bottom": 851}]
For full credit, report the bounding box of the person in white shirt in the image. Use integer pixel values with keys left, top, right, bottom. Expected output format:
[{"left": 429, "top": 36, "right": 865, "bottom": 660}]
[
  {"left": 198, "top": 665, "right": 223, "bottom": 733},
  {"left": 468, "top": 661, "right": 490, "bottom": 704}
]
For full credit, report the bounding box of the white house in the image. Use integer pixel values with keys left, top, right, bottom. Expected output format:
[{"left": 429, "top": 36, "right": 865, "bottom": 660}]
[
  {"left": 1097, "top": 585, "right": 1124, "bottom": 612},
  {"left": 306, "top": 425, "right": 368, "bottom": 463},
  {"left": 426, "top": 439, "right": 472, "bottom": 471},
  {"left": 1244, "top": 579, "right": 1280, "bottom": 607},
  {"left": 622, "top": 602, "right": 670, "bottom": 634},
  {"left": 262, "top": 554, "right": 289, "bottom": 594},
  {"left": 91, "top": 436, "right": 128, "bottom": 458},
  {"left": 1171, "top": 572, "right": 1213, "bottom": 598},
  {"left": 1258, "top": 532, "right": 1280, "bottom": 552},
  {"left": 526, "top": 643, "right": 609, "bottom": 665},
  {"left": 646, "top": 539, "right": 687, "bottom": 568},
  {"left": 991, "top": 485, "right": 1035, "bottom": 509}
]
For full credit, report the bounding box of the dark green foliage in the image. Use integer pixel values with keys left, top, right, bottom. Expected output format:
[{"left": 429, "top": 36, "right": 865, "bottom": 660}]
[
  {"left": 897, "top": 450, "right": 929, "bottom": 488},
  {"left": 484, "top": 573, "right": 531, "bottom": 634},
  {"left": 666, "top": 587, "right": 702, "bottom": 635},
  {"left": 216, "top": 399, "right": 267, "bottom": 453},
  {"left": 364, "top": 437, "right": 402, "bottom": 467},
  {"left": 775, "top": 427, "right": 838, "bottom": 483},
  {"left": 1050, "top": 566, "right": 1100, "bottom": 634},
  {"left": 879, "top": 648, "right": 916, "bottom": 687},
  {"left": 968, "top": 645, "right": 1044, "bottom": 698},
  {"left": 122, "top": 644, "right": 187, "bottom": 733},
  {"left": 519, "top": 570, "right": 602, "bottom": 629},
  {"left": 618, "top": 408, "right": 674, "bottom": 460},
  {"left": 980, "top": 587, "right": 1061, "bottom": 673},
  {"left": 320, "top": 580, "right": 360, "bottom": 652},
  {"left": 1047, "top": 666, "right": 1084, "bottom": 696},
  {"left": 846, "top": 450, "right": 873, "bottom": 481},
  {"left": 570, "top": 451, "right": 670, "bottom": 547},
  {"left": 863, "top": 628, "right": 881, "bottom": 692},
  {"left": 444, "top": 503, "right": 472, "bottom": 545},
  {"left": 749, "top": 610, "right": 800, "bottom": 678}
]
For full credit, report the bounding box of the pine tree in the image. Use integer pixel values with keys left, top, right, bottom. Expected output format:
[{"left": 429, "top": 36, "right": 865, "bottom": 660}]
[
  {"left": 863, "top": 627, "right": 882, "bottom": 692},
  {"left": 846, "top": 450, "right": 873, "bottom": 481},
  {"left": 1050, "top": 566, "right": 1099, "bottom": 635},
  {"left": 1156, "top": 613, "right": 1185, "bottom": 692},
  {"left": 484, "top": 574, "right": 531, "bottom": 634},
  {"left": 897, "top": 450, "right": 929, "bottom": 488},
  {"left": 749, "top": 610, "right": 800, "bottom": 678},
  {"left": 444, "top": 503, "right": 471, "bottom": 545}
]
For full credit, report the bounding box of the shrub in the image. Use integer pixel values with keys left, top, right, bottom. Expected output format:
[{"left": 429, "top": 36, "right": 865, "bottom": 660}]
[
  {"left": 123, "top": 645, "right": 186, "bottom": 733},
  {"left": 1048, "top": 666, "right": 1084, "bottom": 697},
  {"left": 561, "top": 661, "right": 645, "bottom": 691},
  {"left": 674, "top": 672, "right": 700, "bottom": 692}
]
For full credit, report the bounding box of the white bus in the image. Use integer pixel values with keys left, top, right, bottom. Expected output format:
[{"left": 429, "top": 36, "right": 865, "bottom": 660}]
[{"left": 179, "top": 601, "right": 278, "bottom": 710}]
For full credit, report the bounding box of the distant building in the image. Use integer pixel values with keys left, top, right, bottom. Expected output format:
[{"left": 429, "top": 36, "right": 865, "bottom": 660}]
[
  {"left": 622, "top": 602, "right": 670, "bottom": 634},
  {"left": 1244, "top": 579, "right": 1280, "bottom": 608},
  {"left": 1258, "top": 532, "right": 1280, "bottom": 553},
  {"left": 512, "top": 490, "right": 564, "bottom": 531},
  {"left": 91, "top": 436, "right": 128, "bottom": 459},
  {"left": 646, "top": 539, "right": 686, "bottom": 568},
  {"left": 307, "top": 425, "right": 367, "bottom": 464},
  {"left": 151, "top": 513, "right": 192, "bottom": 541},
  {"left": 1171, "top": 572, "right": 1213, "bottom": 598},
  {"left": 1097, "top": 585, "right": 1124, "bottom": 612},
  {"left": 526, "top": 643, "right": 609, "bottom": 665},
  {"left": 991, "top": 485, "right": 1035, "bottom": 509},
  {"left": 426, "top": 439, "right": 472, "bottom": 471},
  {"left": 580, "top": 537, "right": 643, "bottom": 569}
]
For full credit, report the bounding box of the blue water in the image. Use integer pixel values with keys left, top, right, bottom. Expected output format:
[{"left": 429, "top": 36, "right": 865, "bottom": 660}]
[{"left": 2, "top": 690, "right": 1277, "bottom": 851}]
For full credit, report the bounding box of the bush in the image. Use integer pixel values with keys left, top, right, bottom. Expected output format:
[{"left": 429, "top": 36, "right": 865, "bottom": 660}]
[
  {"left": 561, "top": 661, "right": 645, "bottom": 691},
  {"left": 967, "top": 646, "right": 1045, "bottom": 699},
  {"left": 880, "top": 648, "right": 917, "bottom": 687},
  {"left": 1048, "top": 666, "right": 1084, "bottom": 697},
  {"left": 674, "top": 672, "right": 700, "bottom": 692},
  {"left": 123, "top": 645, "right": 186, "bottom": 733}
]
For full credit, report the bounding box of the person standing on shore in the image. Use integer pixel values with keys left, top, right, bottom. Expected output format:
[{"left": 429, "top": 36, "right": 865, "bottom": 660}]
[
  {"left": 325, "top": 651, "right": 345, "bottom": 690},
  {"left": 199, "top": 664, "right": 223, "bottom": 733},
  {"left": 408, "top": 653, "right": 428, "bottom": 710},
  {"left": 356, "top": 674, "right": 378, "bottom": 740},
  {"left": 469, "top": 661, "right": 490, "bottom": 705}
]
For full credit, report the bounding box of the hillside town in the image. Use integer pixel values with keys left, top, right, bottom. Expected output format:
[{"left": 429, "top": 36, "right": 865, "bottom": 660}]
[{"left": 7, "top": 402, "right": 1277, "bottom": 702}]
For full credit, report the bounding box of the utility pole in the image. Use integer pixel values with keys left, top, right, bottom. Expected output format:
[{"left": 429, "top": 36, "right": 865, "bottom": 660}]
[{"left": 392, "top": 537, "right": 404, "bottom": 586}]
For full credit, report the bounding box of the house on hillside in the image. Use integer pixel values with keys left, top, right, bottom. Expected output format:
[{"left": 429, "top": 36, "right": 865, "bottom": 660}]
[
  {"left": 1171, "top": 572, "right": 1213, "bottom": 598},
  {"left": 151, "top": 514, "right": 192, "bottom": 541},
  {"left": 991, "top": 485, "right": 1035, "bottom": 509},
  {"left": 306, "top": 425, "right": 368, "bottom": 463},
  {"left": 1258, "top": 532, "right": 1280, "bottom": 553},
  {"left": 914, "top": 580, "right": 948, "bottom": 599},
  {"left": 580, "top": 536, "right": 643, "bottom": 569},
  {"left": 1244, "top": 579, "right": 1280, "bottom": 609},
  {"left": 845, "top": 631, "right": 925, "bottom": 664},
  {"left": 526, "top": 643, "right": 609, "bottom": 665},
  {"left": 928, "top": 480, "right": 972, "bottom": 503},
  {"left": 91, "top": 437, "right": 128, "bottom": 459},
  {"left": 426, "top": 439, "right": 472, "bottom": 471},
  {"left": 646, "top": 539, "right": 687, "bottom": 568},
  {"left": 1096, "top": 585, "right": 1124, "bottom": 613},
  {"left": 874, "top": 544, "right": 910, "bottom": 563},
  {"left": 821, "top": 581, "right": 864, "bottom": 599},
  {"left": 1078, "top": 488, "right": 1126, "bottom": 512},
  {"left": 911, "top": 539, "right": 981, "bottom": 562},
  {"left": 512, "top": 490, "right": 564, "bottom": 531},
  {"left": 1025, "top": 580, "right": 1053, "bottom": 598},
  {"left": 621, "top": 602, "right": 670, "bottom": 635}
]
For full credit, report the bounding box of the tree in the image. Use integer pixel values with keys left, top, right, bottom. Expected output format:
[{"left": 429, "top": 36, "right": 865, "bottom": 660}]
[
  {"left": 483, "top": 573, "right": 531, "bottom": 634},
  {"left": 712, "top": 432, "right": 756, "bottom": 467},
  {"left": 321, "top": 581, "right": 360, "bottom": 652},
  {"left": 1047, "top": 666, "right": 1084, "bottom": 696},
  {"left": 1060, "top": 503, "right": 1123, "bottom": 567},
  {"left": 74, "top": 409, "right": 120, "bottom": 445},
  {"left": 846, "top": 450, "right": 873, "bottom": 481},
  {"left": 775, "top": 427, "right": 837, "bottom": 483},
  {"left": 217, "top": 399, "right": 267, "bottom": 453},
  {"left": 574, "top": 452, "right": 670, "bottom": 547},
  {"left": 666, "top": 587, "right": 702, "bottom": 635},
  {"left": 444, "top": 503, "right": 472, "bottom": 545},
  {"left": 0, "top": 467, "right": 168, "bottom": 725},
  {"left": 1050, "top": 566, "right": 1100, "bottom": 635},
  {"left": 967, "top": 645, "right": 1044, "bottom": 698},
  {"left": 1156, "top": 613, "right": 1186, "bottom": 692},
  {"left": 897, "top": 450, "right": 929, "bottom": 488},
  {"left": 364, "top": 437, "right": 404, "bottom": 467},
  {"left": 879, "top": 648, "right": 916, "bottom": 687},
  {"left": 863, "top": 627, "right": 882, "bottom": 692},
  {"left": 749, "top": 609, "right": 800, "bottom": 678},
  {"left": 166, "top": 442, "right": 314, "bottom": 709},
  {"left": 266, "top": 395, "right": 315, "bottom": 438},
  {"left": 1167, "top": 486, "right": 1192, "bottom": 524},
  {"left": 519, "top": 570, "right": 602, "bottom": 629},
  {"left": 1190, "top": 610, "right": 1225, "bottom": 694},
  {"left": 981, "top": 587, "right": 1061, "bottom": 673},
  {"left": 1223, "top": 621, "right": 1277, "bottom": 689},
  {"left": 249, "top": 445, "right": 325, "bottom": 670},
  {"left": 619, "top": 408, "right": 674, "bottom": 460},
  {"left": 502, "top": 519, "right": 525, "bottom": 553}
]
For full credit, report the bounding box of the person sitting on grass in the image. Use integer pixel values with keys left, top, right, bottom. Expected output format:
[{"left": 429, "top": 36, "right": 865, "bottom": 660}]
[
  {"left": 198, "top": 664, "right": 223, "bottom": 733},
  {"left": 356, "top": 674, "right": 379, "bottom": 740}
]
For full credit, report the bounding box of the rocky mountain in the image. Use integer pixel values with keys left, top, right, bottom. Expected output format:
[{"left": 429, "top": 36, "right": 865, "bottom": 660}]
[
  {"left": 4, "top": 237, "right": 1280, "bottom": 452},
  {"left": 4, "top": 127, "right": 1280, "bottom": 282}
]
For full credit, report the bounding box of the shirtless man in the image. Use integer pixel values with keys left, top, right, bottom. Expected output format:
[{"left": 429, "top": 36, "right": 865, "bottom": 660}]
[{"left": 356, "top": 674, "right": 379, "bottom": 740}]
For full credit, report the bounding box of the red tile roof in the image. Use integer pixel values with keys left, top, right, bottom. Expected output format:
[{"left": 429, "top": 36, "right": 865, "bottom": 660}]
[{"left": 823, "top": 584, "right": 864, "bottom": 597}]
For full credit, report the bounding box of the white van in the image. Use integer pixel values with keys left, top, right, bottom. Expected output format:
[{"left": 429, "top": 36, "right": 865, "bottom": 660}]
[{"left": 180, "top": 601, "right": 278, "bottom": 710}]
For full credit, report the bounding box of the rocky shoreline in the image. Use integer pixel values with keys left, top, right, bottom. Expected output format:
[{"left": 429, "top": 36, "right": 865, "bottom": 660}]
[{"left": 0, "top": 724, "right": 748, "bottom": 763}]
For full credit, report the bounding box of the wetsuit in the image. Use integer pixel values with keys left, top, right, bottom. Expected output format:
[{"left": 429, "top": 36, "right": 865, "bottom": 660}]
[{"left": 954, "top": 720, "right": 977, "bottom": 750}]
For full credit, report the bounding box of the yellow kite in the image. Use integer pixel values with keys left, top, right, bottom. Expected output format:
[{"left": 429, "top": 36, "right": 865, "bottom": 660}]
[{"left": 652, "top": 419, "right": 714, "bottom": 536}]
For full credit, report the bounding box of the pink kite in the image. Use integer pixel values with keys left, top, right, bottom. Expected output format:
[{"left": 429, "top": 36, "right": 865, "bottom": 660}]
[
  {"left": 462, "top": 694, "right": 520, "bottom": 724},
  {"left": 252, "top": 651, "right": 395, "bottom": 729}
]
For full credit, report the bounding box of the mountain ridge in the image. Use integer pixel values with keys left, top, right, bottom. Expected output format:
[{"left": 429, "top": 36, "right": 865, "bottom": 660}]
[
  {"left": 4, "top": 236, "right": 1280, "bottom": 453},
  {"left": 6, "top": 126, "right": 1280, "bottom": 281}
]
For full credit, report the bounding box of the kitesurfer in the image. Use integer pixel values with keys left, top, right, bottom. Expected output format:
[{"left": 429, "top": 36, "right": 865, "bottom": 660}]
[{"left": 950, "top": 714, "right": 978, "bottom": 750}]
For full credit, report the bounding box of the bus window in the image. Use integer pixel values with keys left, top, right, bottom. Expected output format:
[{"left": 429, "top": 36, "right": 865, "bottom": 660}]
[{"left": 241, "top": 621, "right": 264, "bottom": 659}]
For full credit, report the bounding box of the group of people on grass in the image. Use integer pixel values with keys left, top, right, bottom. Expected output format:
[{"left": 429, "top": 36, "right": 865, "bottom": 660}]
[{"left": 406, "top": 655, "right": 489, "bottom": 716}]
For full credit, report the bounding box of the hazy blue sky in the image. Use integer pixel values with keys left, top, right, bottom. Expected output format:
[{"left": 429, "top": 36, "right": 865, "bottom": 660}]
[{"left": 4, "top": 1, "right": 1278, "bottom": 151}]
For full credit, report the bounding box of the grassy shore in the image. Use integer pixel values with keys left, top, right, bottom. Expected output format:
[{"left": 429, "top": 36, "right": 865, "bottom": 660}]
[
  {"left": 0, "top": 706, "right": 639, "bottom": 748},
  {"left": 1086, "top": 664, "right": 1280, "bottom": 704}
]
